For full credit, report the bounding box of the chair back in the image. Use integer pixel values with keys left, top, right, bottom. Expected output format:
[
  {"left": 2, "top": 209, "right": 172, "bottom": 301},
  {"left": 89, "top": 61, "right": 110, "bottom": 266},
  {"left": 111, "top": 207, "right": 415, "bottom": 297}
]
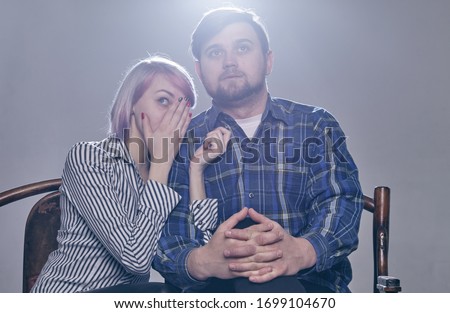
[
  {"left": 23, "top": 191, "right": 61, "bottom": 292},
  {"left": 0, "top": 179, "right": 61, "bottom": 292},
  {"left": 0, "top": 178, "right": 180, "bottom": 293}
]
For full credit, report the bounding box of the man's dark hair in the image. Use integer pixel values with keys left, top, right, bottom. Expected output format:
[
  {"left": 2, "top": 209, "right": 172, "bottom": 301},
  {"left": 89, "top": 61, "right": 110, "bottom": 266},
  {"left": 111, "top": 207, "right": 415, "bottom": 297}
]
[{"left": 190, "top": 7, "right": 270, "bottom": 61}]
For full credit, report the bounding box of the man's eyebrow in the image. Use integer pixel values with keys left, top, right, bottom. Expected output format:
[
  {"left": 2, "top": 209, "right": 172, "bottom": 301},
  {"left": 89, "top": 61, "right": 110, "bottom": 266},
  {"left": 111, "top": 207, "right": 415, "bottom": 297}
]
[
  {"left": 203, "top": 39, "right": 254, "bottom": 53},
  {"left": 203, "top": 43, "right": 222, "bottom": 53},
  {"left": 235, "top": 38, "right": 254, "bottom": 45}
]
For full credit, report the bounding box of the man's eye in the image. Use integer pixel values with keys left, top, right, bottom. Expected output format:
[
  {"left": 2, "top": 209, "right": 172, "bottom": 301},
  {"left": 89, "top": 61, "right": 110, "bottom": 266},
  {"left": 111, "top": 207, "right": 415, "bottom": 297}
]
[
  {"left": 208, "top": 49, "right": 223, "bottom": 58},
  {"left": 158, "top": 97, "right": 170, "bottom": 105},
  {"left": 237, "top": 45, "right": 249, "bottom": 53}
]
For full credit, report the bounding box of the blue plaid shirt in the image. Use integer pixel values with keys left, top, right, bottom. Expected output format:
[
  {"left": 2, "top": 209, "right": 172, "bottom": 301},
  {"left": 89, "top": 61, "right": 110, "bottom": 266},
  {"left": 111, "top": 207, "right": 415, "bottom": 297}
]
[{"left": 153, "top": 96, "right": 363, "bottom": 292}]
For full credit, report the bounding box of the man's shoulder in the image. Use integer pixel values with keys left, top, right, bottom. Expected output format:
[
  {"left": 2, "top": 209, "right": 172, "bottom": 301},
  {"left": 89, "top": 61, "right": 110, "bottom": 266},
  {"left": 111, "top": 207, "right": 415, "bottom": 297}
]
[
  {"left": 271, "top": 97, "right": 329, "bottom": 116},
  {"left": 272, "top": 97, "right": 332, "bottom": 118}
]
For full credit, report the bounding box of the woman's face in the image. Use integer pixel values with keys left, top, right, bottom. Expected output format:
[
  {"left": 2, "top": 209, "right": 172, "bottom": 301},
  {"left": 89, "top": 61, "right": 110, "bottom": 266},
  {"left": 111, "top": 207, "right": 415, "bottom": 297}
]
[{"left": 133, "top": 73, "right": 188, "bottom": 134}]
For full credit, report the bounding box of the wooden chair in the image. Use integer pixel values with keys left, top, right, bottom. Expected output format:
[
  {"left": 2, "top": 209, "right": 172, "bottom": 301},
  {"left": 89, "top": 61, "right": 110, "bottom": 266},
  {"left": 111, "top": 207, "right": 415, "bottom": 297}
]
[
  {"left": 0, "top": 179, "right": 62, "bottom": 292},
  {"left": 0, "top": 179, "right": 400, "bottom": 293},
  {"left": 0, "top": 178, "right": 179, "bottom": 293},
  {"left": 363, "top": 186, "right": 401, "bottom": 293}
]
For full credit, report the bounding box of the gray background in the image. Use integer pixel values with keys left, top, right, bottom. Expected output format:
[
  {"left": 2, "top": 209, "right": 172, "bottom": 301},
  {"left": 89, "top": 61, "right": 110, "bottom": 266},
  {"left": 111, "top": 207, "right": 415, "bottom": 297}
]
[{"left": 1, "top": 0, "right": 449, "bottom": 292}]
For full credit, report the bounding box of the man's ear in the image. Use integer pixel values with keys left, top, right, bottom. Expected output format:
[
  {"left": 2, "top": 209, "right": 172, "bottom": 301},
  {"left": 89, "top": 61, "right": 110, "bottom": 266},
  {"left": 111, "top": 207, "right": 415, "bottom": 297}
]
[
  {"left": 265, "top": 50, "right": 273, "bottom": 75},
  {"left": 194, "top": 61, "right": 203, "bottom": 82}
]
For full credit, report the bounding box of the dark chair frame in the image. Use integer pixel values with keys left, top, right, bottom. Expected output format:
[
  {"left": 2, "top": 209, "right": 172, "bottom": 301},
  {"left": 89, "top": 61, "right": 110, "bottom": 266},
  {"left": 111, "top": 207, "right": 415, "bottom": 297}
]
[
  {"left": 0, "top": 179, "right": 62, "bottom": 292},
  {"left": 363, "top": 186, "right": 401, "bottom": 292},
  {"left": 0, "top": 179, "right": 400, "bottom": 293}
]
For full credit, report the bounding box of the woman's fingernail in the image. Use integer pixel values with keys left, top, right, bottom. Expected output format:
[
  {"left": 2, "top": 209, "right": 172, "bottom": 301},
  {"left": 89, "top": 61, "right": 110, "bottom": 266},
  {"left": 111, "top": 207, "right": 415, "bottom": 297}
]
[
  {"left": 186, "top": 101, "right": 190, "bottom": 107},
  {"left": 178, "top": 97, "right": 183, "bottom": 102},
  {"left": 189, "top": 113, "right": 192, "bottom": 118}
]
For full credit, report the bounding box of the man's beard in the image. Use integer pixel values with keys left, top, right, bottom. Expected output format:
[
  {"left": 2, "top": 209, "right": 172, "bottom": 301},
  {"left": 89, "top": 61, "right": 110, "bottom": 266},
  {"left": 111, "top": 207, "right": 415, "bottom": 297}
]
[{"left": 210, "top": 77, "right": 266, "bottom": 105}]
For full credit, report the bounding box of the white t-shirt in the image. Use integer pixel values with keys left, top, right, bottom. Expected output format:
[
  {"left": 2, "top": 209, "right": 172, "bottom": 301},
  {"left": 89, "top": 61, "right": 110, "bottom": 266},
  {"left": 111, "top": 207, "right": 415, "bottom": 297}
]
[{"left": 235, "top": 113, "right": 262, "bottom": 138}]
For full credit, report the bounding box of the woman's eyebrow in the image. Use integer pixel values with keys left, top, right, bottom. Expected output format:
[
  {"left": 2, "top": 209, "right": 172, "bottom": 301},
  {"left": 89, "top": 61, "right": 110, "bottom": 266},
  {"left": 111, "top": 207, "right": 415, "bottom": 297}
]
[{"left": 155, "top": 89, "right": 175, "bottom": 97}]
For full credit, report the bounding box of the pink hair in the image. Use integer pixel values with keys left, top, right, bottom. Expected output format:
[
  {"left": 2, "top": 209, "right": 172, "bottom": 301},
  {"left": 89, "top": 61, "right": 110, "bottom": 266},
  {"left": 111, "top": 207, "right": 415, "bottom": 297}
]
[{"left": 109, "top": 55, "right": 196, "bottom": 139}]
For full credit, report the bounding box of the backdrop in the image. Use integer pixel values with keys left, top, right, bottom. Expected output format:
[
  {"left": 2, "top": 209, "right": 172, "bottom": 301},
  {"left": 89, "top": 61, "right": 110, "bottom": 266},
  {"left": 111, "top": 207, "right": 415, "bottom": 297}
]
[{"left": 1, "top": 0, "right": 449, "bottom": 292}]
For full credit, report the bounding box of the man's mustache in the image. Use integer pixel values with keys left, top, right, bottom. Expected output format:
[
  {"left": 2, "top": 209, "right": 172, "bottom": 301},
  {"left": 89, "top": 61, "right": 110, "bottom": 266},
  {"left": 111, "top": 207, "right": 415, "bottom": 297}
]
[{"left": 219, "top": 70, "right": 245, "bottom": 80}]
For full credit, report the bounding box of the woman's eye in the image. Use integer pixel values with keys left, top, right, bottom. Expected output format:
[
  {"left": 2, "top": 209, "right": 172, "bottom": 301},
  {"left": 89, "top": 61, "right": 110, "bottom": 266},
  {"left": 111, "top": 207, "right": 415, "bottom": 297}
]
[{"left": 158, "top": 97, "right": 170, "bottom": 105}]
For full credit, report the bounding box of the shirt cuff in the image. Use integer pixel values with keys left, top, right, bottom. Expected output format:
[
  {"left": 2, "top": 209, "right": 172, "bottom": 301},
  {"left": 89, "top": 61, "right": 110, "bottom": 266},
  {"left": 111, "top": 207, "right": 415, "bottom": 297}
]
[
  {"left": 181, "top": 248, "right": 211, "bottom": 291},
  {"left": 189, "top": 198, "right": 218, "bottom": 233},
  {"left": 301, "top": 231, "right": 331, "bottom": 272}
]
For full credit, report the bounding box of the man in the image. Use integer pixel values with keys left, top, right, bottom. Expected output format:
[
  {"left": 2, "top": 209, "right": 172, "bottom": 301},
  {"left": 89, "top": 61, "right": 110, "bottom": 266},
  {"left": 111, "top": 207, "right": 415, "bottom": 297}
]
[{"left": 153, "top": 7, "right": 363, "bottom": 293}]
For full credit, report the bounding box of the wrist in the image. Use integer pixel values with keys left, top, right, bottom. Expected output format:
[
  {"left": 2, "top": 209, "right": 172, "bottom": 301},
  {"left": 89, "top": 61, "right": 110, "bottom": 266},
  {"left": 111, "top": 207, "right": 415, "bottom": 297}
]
[
  {"left": 187, "top": 246, "right": 210, "bottom": 281},
  {"left": 189, "top": 161, "right": 206, "bottom": 174},
  {"left": 294, "top": 237, "right": 317, "bottom": 270}
]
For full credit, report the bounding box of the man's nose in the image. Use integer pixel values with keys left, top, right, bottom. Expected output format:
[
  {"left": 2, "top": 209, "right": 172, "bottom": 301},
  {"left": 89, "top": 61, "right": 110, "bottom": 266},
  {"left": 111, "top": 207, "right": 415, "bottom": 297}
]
[{"left": 222, "top": 51, "right": 237, "bottom": 69}]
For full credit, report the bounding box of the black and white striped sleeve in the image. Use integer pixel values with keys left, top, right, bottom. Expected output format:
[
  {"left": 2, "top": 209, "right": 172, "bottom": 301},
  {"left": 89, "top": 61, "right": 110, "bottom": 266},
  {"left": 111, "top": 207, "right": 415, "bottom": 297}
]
[
  {"left": 62, "top": 142, "right": 180, "bottom": 275},
  {"left": 189, "top": 198, "right": 218, "bottom": 243}
]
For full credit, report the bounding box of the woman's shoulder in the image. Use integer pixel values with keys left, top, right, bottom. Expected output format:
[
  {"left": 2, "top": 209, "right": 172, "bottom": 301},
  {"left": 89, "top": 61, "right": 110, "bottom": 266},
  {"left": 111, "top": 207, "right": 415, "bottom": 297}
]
[{"left": 65, "top": 137, "right": 127, "bottom": 169}]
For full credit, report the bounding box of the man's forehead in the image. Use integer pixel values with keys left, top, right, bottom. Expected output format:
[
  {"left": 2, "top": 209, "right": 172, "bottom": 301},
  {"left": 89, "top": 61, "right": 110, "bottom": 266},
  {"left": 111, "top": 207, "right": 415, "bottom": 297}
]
[{"left": 202, "top": 22, "right": 260, "bottom": 48}]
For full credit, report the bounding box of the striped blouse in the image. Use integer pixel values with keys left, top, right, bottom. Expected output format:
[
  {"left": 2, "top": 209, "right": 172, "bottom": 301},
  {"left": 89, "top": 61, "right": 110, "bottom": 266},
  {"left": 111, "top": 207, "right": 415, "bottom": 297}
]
[{"left": 31, "top": 137, "right": 214, "bottom": 292}]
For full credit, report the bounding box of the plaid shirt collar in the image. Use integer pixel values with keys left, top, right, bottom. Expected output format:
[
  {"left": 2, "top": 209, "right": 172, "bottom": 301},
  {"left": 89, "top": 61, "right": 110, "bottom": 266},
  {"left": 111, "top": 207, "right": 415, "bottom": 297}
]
[{"left": 203, "top": 94, "right": 290, "bottom": 131}]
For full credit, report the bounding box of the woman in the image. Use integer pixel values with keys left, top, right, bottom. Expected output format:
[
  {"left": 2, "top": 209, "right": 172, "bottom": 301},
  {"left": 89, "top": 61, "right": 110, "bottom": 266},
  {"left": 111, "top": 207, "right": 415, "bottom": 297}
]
[{"left": 31, "top": 55, "right": 229, "bottom": 292}]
